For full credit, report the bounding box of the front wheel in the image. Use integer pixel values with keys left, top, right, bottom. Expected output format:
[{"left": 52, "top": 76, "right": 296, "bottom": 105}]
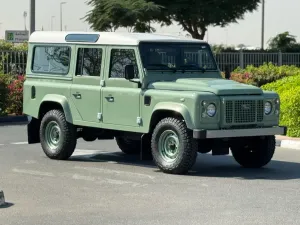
[
  {"left": 151, "top": 117, "right": 198, "bottom": 174},
  {"left": 40, "top": 109, "right": 77, "bottom": 160},
  {"left": 230, "top": 135, "right": 276, "bottom": 168}
]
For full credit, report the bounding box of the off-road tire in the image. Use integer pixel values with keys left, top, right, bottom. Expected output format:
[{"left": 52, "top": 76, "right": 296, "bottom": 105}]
[
  {"left": 115, "top": 137, "right": 140, "bottom": 155},
  {"left": 231, "top": 135, "right": 276, "bottom": 168},
  {"left": 40, "top": 109, "right": 77, "bottom": 160},
  {"left": 151, "top": 117, "right": 198, "bottom": 174}
]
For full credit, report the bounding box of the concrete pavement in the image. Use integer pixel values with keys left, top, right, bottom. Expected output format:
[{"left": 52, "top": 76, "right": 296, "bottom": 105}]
[{"left": 1, "top": 125, "right": 300, "bottom": 225}]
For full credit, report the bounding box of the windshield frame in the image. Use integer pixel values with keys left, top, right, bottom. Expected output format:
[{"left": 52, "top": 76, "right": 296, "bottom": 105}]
[{"left": 138, "top": 41, "right": 219, "bottom": 72}]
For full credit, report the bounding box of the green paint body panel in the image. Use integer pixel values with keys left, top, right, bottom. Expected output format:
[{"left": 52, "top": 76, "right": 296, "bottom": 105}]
[{"left": 23, "top": 40, "right": 282, "bottom": 136}]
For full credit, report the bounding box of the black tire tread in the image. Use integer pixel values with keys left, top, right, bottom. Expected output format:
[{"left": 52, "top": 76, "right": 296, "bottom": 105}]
[
  {"left": 40, "top": 109, "right": 77, "bottom": 160},
  {"left": 151, "top": 117, "right": 198, "bottom": 174},
  {"left": 115, "top": 137, "right": 140, "bottom": 155},
  {"left": 231, "top": 135, "right": 276, "bottom": 168}
]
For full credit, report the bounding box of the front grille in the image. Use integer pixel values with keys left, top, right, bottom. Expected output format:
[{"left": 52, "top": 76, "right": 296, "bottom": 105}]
[{"left": 225, "top": 100, "right": 264, "bottom": 124}]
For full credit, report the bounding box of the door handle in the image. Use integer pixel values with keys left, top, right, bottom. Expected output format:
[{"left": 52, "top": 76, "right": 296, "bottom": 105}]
[
  {"left": 73, "top": 93, "right": 81, "bottom": 99},
  {"left": 105, "top": 96, "right": 114, "bottom": 102}
]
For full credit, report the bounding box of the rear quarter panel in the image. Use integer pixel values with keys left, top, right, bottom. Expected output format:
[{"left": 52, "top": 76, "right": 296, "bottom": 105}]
[{"left": 23, "top": 43, "right": 81, "bottom": 122}]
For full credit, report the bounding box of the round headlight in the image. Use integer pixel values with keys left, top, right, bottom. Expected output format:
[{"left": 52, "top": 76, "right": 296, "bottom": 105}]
[
  {"left": 264, "top": 101, "right": 272, "bottom": 115},
  {"left": 206, "top": 104, "right": 216, "bottom": 117}
]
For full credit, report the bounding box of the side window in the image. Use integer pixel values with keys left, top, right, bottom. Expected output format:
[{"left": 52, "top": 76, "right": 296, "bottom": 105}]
[
  {"left": 109, "top": 49, "right": 139, "bottom": 78},
  {"left": 32, "top": 46, "right": 71, "bottom": 74},
  {"left": 76, "top": 48, "right": 102, "bottom": 76}
]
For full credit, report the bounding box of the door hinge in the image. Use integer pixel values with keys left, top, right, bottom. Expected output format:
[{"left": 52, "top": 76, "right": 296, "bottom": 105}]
[
  {"left": 100, "top": 80, "right": 105, "bottom": 87},
  {"left": 97, "top": 113, "right": 102, "bottom": 121},
  {"left": 136, "top": 117, "right": 142, "bottom": 125}
]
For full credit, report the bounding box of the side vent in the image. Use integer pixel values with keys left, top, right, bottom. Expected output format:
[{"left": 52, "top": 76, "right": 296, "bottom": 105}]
[{"left": 144, "top": 96, "right": 151, "bottom": 106}]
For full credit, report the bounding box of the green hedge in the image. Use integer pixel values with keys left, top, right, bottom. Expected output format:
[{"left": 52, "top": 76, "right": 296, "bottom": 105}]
[{"left": 262, "top": 75, "right": 300, "bottom": 137}]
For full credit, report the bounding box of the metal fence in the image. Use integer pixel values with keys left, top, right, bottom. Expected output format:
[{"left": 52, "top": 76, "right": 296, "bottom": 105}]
[
  {"left": 215, "top": 51, "right": 300, "bottom": 71},
  {"left": 1, "top": 50, "right": 300, "bottom": 74},
  {"left": 0, "top": 51, "right": 27, "bottom": 75}
]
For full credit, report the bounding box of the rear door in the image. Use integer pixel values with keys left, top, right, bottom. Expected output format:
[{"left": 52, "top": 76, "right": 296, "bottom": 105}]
[{"left": 70, "top": 45, "right": 104, "bottom": 123}]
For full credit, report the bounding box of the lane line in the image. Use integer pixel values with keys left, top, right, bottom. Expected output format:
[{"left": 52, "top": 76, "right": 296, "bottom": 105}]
[
  {"left": 74, "top": 166, "right": 155, "bottom": 180},
  {"left": 72, "top": 174, "right": 96, "bottom": 181},
  {"left": 72, "top": 174, "right": 146, "bottom": 187},
  {"left": 12, "top": 168, "right": 55, "bottom": 177},
  {"left": 72, "top": 149, "right": 122, "bottom": 158},
  {"left": 11, "top": 142, "right": 28, "bottom": 145}
]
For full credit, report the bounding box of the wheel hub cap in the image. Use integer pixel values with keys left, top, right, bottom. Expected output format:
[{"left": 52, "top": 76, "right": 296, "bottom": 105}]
[
  {"left": 45, "top": 121, "right": 61, "bottom": 151},
  {"left": 158, "top": 130, "right": 180, "bottom": 163}
]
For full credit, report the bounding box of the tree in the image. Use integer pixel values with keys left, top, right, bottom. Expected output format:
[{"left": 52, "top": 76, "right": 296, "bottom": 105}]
[
  {"left": 267, "top": 32, "right": 297, "bottom": 51},
  {"left": 84, "top": 0, "right": 163, "bottom": 32},
  {"left": 85, "top": 0, "right": 261, "bottom": 39}
]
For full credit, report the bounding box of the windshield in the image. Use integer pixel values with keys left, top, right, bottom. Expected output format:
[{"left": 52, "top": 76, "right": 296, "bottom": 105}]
[{"left": 139, "top": 42, "right": 218, "bottom": 71}]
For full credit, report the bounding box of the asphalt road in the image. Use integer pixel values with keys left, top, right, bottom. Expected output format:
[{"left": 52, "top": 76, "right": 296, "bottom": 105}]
[{"left": 1, "top": 125, "right": 300, "bottom": 225}]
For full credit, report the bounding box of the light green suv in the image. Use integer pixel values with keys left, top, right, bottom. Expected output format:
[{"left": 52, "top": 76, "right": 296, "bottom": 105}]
[{"left": 23, "top": 31, "right": 287, "bottom": 174}]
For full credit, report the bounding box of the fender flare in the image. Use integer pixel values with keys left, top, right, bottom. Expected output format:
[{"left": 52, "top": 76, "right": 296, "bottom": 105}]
[{"left": 39, "top": 94, "right": 73, "bottom": 123}]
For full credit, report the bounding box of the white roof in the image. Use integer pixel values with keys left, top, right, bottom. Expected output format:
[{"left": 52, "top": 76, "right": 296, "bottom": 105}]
[{"left": 29, "top": 31, "right": 206, "bottom": 46}]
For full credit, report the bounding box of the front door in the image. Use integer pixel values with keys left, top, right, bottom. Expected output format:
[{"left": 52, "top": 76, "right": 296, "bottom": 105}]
[
  {"left": 102, "top": 47, "right": 141, "bottom": 127},
  {"left": 70, "top": 46, "right": 104, "bottom": 123}
]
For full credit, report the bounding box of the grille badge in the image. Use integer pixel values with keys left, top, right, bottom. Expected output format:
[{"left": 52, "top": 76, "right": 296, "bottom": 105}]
[{"left": 241, "top": 104, "right": 251, "bottom": 110}]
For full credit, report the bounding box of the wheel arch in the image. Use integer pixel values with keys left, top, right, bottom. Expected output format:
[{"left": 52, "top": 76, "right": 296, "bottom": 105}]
[
  {"left": 39, "top": 94, "right": 73, "bottom": 123},
  {"left": 149, "top": 102, "right": 194, "bottom": 133}
]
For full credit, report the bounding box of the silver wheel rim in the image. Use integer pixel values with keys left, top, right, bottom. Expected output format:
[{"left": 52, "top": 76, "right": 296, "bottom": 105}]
[
  {"left": 158, "top": 130, "right": 180, "bottom": 163},
  {"left": 45, "top": 121, "right": 61, "bottom": 152}
]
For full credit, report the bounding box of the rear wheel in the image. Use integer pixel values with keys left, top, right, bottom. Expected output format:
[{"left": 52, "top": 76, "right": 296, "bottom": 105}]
[
  {"left": 115, "top": 137, "right": 140, "bottom": 155},
  {"left": 231, "top": 135, "right": 276, "bottom": 168},
  {"left": 40, "top": 109, "right": 77, "bottom": 160},
  {"left": 151, "top": 117, "right": 198, "bottom": 174}
]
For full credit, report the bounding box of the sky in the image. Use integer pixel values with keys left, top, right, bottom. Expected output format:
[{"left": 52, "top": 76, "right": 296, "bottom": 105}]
[{"left": 0, "top": 0, "right": 299, "bottom": 48}]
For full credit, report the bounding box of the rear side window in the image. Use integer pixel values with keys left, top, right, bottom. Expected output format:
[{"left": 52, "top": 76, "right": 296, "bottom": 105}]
[
  {"left": 31, "top": 46, "right": 71, "bottom": 75},
  {"left": 76, "top": 48, "right": 103, "bottom": 76}
]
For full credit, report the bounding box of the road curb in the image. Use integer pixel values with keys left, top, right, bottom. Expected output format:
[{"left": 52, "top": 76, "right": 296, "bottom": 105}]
[
  {"left": 0, "top": 115, "right": 29, "bottom": 126},
  {"left": 276, "top": 134, "right": 300, "bottom": 150},
  {"left": 276, "top": 139, "right": 300, "bottom": 150},
  {"left": 0, "top": 190, "right": 5, "bottom": 206}
]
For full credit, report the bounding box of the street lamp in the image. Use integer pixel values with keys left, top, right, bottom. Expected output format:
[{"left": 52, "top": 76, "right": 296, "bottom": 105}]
[
  {"left": 60, "top": 2, "right": 67, "bottom": 31},
  {"left": 261, "top": 0, "right": 265, "bottom": 49},
  {"left": 51, "top": 16, "right": 55, "bottom": 31},
  {"left": 23, "top": 11, "right": 28, "bottom": 31},
  {"left": 0, "top": 23, "right": 2, "bottom": 39},
  {"left": 30, "top": 0, "right": 35, "bottom": 34}
]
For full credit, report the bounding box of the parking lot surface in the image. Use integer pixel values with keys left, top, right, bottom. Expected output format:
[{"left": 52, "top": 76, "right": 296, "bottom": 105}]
[{"left": 1, "top": 125, "right": 300, "bottom": 225}]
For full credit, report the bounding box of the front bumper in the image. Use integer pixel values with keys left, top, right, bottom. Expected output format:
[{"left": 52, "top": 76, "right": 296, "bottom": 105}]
[{"left": 193, "top": 126, "right": 287, "bottom": 139}]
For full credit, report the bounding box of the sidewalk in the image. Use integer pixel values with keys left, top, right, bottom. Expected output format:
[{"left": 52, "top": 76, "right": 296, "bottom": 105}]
[{"left": 276, "top": 135, "right": 300, "bottom": 150}]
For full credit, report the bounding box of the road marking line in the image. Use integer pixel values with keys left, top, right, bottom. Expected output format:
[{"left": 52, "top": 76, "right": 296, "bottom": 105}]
[
  {"left": 24, "top": 160, "right": 37, "bottom": 164},
  {"left": 72, "top": 149, "right": 122, "bottom": 158},
  {"left": 75, "top": 166, "right": 155, "bottom": 180},
  {"left": 72, "top": 174, "right": 147, "bottom": 187},
  {"left": 11, "top": 142, "right": 28, "bottom": 145},
  {"left": 12, "top": 168, "right": 54, "bottom": 177},
  {"left": 72, "top": 174, "right": 96, "bottom": 181}
]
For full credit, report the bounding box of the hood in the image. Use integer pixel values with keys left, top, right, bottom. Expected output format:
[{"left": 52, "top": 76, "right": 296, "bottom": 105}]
[{"left": 147, "top": 78, "right": 262, "bottom": 95}]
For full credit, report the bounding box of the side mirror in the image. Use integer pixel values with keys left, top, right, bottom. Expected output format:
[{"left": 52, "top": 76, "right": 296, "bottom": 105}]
[{"left": 125, "top": 64, "right": 135, "bottom": 80}]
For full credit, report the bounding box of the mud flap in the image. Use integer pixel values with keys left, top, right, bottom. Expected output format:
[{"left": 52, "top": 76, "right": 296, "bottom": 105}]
[
  {"left": 140, "top": 133, "right": 153, "bottom": 160},
  {"left": 27, "top": 117, "right": 40, "bottom": 144}
]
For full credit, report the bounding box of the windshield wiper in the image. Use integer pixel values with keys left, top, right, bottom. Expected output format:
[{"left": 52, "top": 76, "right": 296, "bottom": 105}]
[{"left": 179, "top": 64, "right": 206, "bottom": 73}]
